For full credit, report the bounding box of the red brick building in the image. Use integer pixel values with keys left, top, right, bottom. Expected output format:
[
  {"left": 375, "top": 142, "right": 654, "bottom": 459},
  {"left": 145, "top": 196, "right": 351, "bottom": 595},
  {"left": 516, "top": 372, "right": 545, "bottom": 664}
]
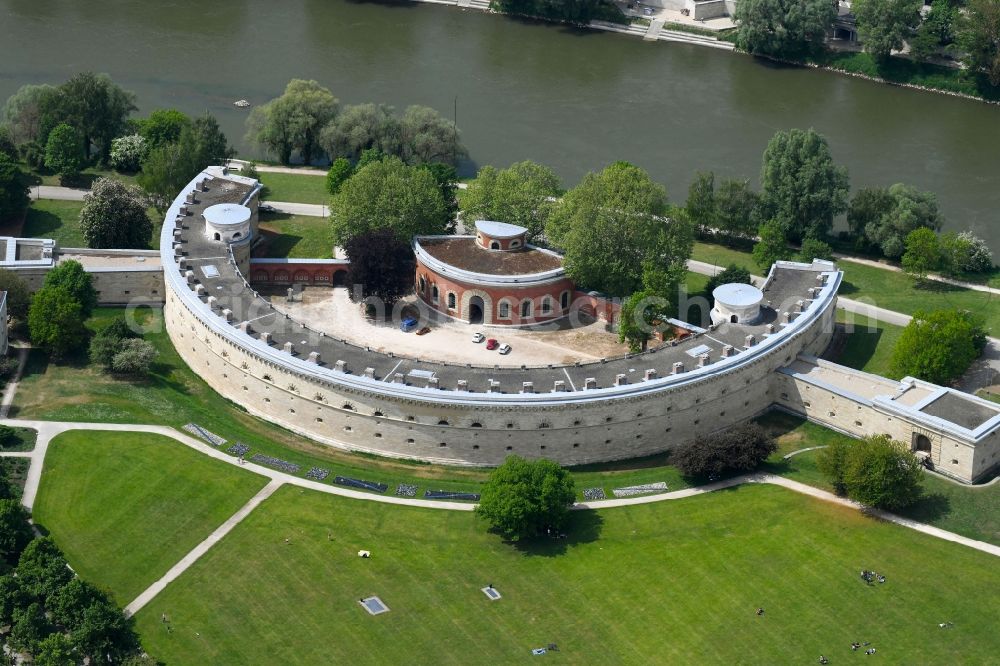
[{"left": 413, "top": 221, "right": 576, "bottom": 325}]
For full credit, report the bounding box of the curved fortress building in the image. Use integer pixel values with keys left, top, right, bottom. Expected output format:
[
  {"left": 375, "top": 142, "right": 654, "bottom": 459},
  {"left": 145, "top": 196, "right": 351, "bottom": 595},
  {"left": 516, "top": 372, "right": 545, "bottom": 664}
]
[{"left": 161, "top": 168, "right": 1000, "bottom": 480}]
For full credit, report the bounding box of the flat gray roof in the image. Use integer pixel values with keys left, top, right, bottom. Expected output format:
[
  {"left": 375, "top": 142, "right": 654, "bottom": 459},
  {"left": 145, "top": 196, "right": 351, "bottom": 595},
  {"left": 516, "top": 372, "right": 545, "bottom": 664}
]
[{"left": 921, "top": 392, "right": 1000, "bottom": 430}]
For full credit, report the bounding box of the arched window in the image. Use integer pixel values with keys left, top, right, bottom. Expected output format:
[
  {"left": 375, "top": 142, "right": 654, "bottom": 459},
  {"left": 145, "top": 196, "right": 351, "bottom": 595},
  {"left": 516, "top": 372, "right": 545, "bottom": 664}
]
[
  {"left": 541, "top": 298, "right": 552, "bottom": 314},
  {"left": 521, "top": 300, "right": 532, "bottom": 318},
  {"left": 510, "top": 240, "right": 521, "bottom": 249},
  {"left": 560, "top": 291, "right": 570, "bottom": 309},
  {"left": 431, "top": 285, "right": 439, "bottom": 302},
  {"left": 498, "top": 301, "right": 510, "bottom": 318},
  {"left": 490, "top": 240, "right": 500, "bottom": 250},
  {"left": 233, "top": 232, "right": 242, "bottom": 239},
  {"left": 213, "top": 232, "right": 221, "bottom": 241},
  {"left": 419, "top": 276, "right": 426, "bottom": 292},
  {"left": 447, "top": 292, "right": 456, "bottom": 309}
]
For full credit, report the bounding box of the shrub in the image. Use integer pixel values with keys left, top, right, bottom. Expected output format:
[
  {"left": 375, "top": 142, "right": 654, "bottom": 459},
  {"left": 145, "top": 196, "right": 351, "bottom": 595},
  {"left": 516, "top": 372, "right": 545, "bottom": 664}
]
[
  {"left": 820, "top": 434, "right": 923, "bottom": 509},
  {"left": 325, "top": 157, "right": 353, "bottom": 195},
  {"left": 890, "top": 308, "right": 985, "bottom": 385},
  {"left": 89, "top": 317, "right": 140, "bottom": 369},
  {"left": 110, "top": 338, "right": 158, "bottom": 375},
  {"left": 798, "top": 236, "right": 834, "bottom": 262},
  {"left": 0, "top": 425, "right": 17, "bottom": 448},
  {"left": 671, "top": 423, "right": 777, "bottom": 477},
  {"left": 109, "top": 134, "right": 148, "bottom": 172},
  {"left": 240, "top": 161, "right": 259, "bottom": 180}
]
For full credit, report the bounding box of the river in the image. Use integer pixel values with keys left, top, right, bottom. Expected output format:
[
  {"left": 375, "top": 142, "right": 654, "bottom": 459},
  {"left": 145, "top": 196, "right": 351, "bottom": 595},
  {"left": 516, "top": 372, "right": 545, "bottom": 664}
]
[{"left": 1, "top": 0, "right": 998, "bottom": 249}]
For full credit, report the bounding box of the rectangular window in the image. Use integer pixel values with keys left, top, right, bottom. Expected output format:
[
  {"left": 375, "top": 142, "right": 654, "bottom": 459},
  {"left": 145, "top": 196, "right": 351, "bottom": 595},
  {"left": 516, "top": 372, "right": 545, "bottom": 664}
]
[{"left": 499, "top": 302, "right": 510, "bottom": 318}]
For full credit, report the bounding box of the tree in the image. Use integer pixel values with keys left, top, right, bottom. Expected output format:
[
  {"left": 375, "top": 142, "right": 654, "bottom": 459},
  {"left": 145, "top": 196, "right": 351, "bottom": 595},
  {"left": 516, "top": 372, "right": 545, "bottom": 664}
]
[
  {"left": 343, "top": 228, "right": 416, "bottom": 309},
  {"left": 43, "top": 260, "right": 97, "bottom": 316},
  {"left": 319, "top": 103, "right": 401, "bottom": 162},
  {"left": 890, "top": 308, "right": 986, "bottom": 384},
  {"left": 0, "top": 499, "right": 33, "bottom": 566},
  {"left": 704, "top": 264, "right": 753, "bottom": 297},
  {"left": 400, "top": 105, "right": 466, "bottom": 166},
  {"left": 109, "top": 133, "right": 148, "bottom": 172},
  {"left": 752, "top": 219, "right": 792, "bottom": 271},
  {"left": 33, "top": 633, "right": 76, "bottom": 666},
  {"left": 52, "top": 72, "right": 137, "bottom": 162},
  {"left": 910, "top": 1, "right": 958, "bottom": 60},
  {"left": 715, "top": 178, "right": 761, "bottom": 242},
  {"left": 28, "top": 287, "right": 87, "bottom": 358},
  {"left": 618, "top": 289, "right": 670, "bottom": 353},
  {"left": 188, "top": 113, "right": 233, "bottom": 167},
  {"left": 671, "top": 423, "right": 777, "bottom": 477},
  {"left": 416, "top": 162, "right": 460, "bottom": 231},
  {"left": 760, "top": 128, "right": 849, "bottom": 242},
  {"left": 0, "top": 268, "right": 29, "bottom": 320},
  {"left": 137, "top": 108, "right": 190, "bottom": 148},
  {"left": 44, "top": 122, "right": 85, "bottom": 182},
  {"left": 475, "top": 455, "right": 576, "bottom": 541},
  {"left": 80, "top": 178, "right": 152, "bottom": 249},
  {"left": 854, "top": 183, "right": 943, "bottom": 259},
  {"left": 959, "top": 0, "right": 1000, "bottom": 87},
  {"left": 0, "top": 574, "right": 26, "bottom": 626},
  {"left": 546, "top": 162, "right": 693, "bottom": 296},
  {"left": 69, "top": 597, "right": 140, "bottom": 663},
  {"left": 821, "top": 434, "right": 924, "bottom": 509},
  {"left": 1, "top": 83, "right": 57, "bottom": 147},
  {"left": 940, "top": 231, "right": 994, "bottom": 274},
  {"left": 0, "top": 152, "right": 30, "bottom": 221},
  {"left": 15, "top": 537, "right": 74, "bottom": 602},
  {"left": 901, "top": 227, "right": 941, "bottom": 282},
  {"left": 853, "top": 0, "right": 923, "bottom": 61},
  {"left": 685, "top": 171, "right": 718, "bottom": 235},
  {"left": 110, "top": 338, "right": 158, "bottom": 375},
  {"left": 460, "top": 161, "right": 562, "bottom": 242},
  {"left": 90, "top": 317, "right": 140, "bottom": 369},
  {"left": 0, "top": 124, "right": 15, "bottom": 160},
  {"left": 8, "top": 602, "right": 51, "bottom": 655},
  {"left": 329, "top": 156, "right": 447, "bottom": 246},
  {"left": 798, "top": 235, "right": 833, "bottom": 262},
  {"left": 734, "top": 0, "right": 838, "bottom": 57},
  {"left": 138, "top": 113, "right": 231, "bottom": 209},
  {"left": 326, "top": 157, "right": 354, "bottom": 195},
  {"left": 245, "top": 79, "right": 339, "bottom": 164}
]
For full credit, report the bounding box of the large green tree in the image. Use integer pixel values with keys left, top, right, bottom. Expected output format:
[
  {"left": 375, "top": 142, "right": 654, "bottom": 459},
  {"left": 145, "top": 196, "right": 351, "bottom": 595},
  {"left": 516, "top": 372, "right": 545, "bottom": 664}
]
[
  {"left": 851, "top": 183, "right": 943, "bottom": 258},
  {"left": 399, "top": 105, "right": 466, "bottom": 166},
  {"left": 48, "top": 72, "right": 137, "bottom": 162},
  {"left": 853, "top": 0, "right": 923, "bottom": 61},
  {"left": 475, "top": 455, "right": 576, "bottom": 541},
  {"left": 546, "top": 161, "right": 693, "bottom": 297},
  {"left": 319, "top": 103, "right": 402, "bottom": 163},
  {"left": 138, "top": 113, "right": 232, "bottom": 209},
  {"left": 136, "top": 108, "right": 191, "bottom": 148},
  {"left": 685, "top": 171, "right": 718, "bottom": 235},
  {"left": 760, "top": 128, "right": 849, "bottom": 241},
  {"left": 959, "top": 0, "right": 1000, "bottom": 87},
  {"left": 80, "top": 178, "right": 152, "bottom": 249},
  {"left": 734, "top": 0, "right": 838, "bottom": 57},
  {"left": 715, "top": 178, "right": 761, "bottom": 242},
  {"left": 44, "top": 123, "right": 85, "bottom": 183},
  {"left": 460, "top": 160, "right": 562, "bottom": 242},
  {"left": 1, "top": 83, "right": 57, "bottom": 148},
  {"left": 890, "top": 308, "right": 986, "bottom": 384},
  {"left": 329, "top": 156, "right": 447, "bottom": 246},
  {"left": 618, "top": 289, "right": 671, "bottom": 352},
  {"left": 43, "top": 260, "right": 97, "bottom": 317},
  {"left": 0, "top": 499, "right": 33, "bottom": 567},
  {"left": 901, "top": 227, "right": 942, "bottom": 282},
  {"left": 752, "top": 219, "right": 793, "bottom": 271},
  {"left": 819, "top": 434, "right": 923, "bottom": 509},
  {"left": 245, "top": 79, "right": 339, "bottom": 164},
  {"left": 0, "top": 152, "right": 30, "bottom": 221},
  {"left": 344, "top": 228, "right": 416, "bottom": 309},
  {"left": 28, "top": 287, "right": 87, "bottom": 358}
]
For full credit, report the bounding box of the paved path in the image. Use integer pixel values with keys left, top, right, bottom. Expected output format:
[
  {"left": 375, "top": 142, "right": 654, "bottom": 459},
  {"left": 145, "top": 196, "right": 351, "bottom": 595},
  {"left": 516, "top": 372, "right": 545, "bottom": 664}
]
[
  {"left": 643, "top": 18, "right": 665, "bottom": 40},
  {"left": 0, "top": 346, "right": 30, "bottom": 418},
  {"left": 835, "top": 254, "right": 1000, "bottom": 296},
  {"left": 32, "top": 185, "right": 87, "bottom": 201},
  {"left": 7, "top": 419, "right": 1000, "bottom": 560},
  {"left": 266, "top": 201, "right": 328, "bottom": 217},
  {"left": 124, "top": 479, "right": 284, "bottom": 616}
]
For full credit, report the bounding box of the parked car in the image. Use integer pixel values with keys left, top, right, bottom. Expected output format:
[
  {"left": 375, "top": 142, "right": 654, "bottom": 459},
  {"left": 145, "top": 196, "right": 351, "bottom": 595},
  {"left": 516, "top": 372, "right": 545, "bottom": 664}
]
[
  {"left": 416, "top": 327, "right": 431, "bottom": 336},
  {"left": 472, "top": 332, "right": 486, "bottom": 343},
  {"left": 498, "top": 343, "right": 512, "bottom": 355},
  {"left": 400, "top": 317, "right": 418, "bottom": 332},
  {"left": 259, "top": 203, "right": 276, "bottom": 213},
  {"left": 485, "top": 338, "right": 499, "bottom": 350}
]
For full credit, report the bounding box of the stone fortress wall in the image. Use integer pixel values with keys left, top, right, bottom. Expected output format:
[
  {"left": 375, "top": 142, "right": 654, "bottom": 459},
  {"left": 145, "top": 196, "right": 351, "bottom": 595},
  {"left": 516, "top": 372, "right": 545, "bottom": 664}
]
[{"left": 162, "top": 168, "right": 843, "bottom": 467}]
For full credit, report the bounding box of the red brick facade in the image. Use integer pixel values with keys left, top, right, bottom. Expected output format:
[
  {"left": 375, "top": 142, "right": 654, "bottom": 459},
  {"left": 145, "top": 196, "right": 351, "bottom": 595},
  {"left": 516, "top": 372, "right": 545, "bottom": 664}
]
[{"left": 248, "top": 259, "right": 349, "bottom": 287}]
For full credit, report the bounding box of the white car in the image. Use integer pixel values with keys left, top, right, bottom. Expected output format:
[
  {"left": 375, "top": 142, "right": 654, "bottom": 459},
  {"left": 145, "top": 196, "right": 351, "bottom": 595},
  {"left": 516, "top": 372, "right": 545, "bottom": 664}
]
[
  {"left": 472, "top": 332, "right": 486, "bottom": 343},
  {"left": 498, "top": 343, "right": 512, "bottom": 355}
]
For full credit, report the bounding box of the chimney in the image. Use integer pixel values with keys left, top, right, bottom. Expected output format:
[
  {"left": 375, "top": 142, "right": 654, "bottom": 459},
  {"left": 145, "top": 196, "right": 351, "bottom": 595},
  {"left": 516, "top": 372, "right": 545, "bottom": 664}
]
[
  {"left": 334, "top": 360, "right": 346, "bottom": 373},
  {"left": 672, "top": 362, "right": 685, "bottom": 374},
  {"left": 744, "top": 335, "right": 756, "bottom": 348},
  {"left": 282, "top": 341, "right": 293, "bottom": 354},
  {"left": 553, "top": 380, "right": 567, "bottom": 392},
  {"left": 363, "top": 367, "right": 375, "bottom": 379},
  {"left": 260, "top": 332, "right": 272, "bottom": 345},
  {"left": 521, "top": 382, "right": 534, "bottom": 394},
  {"left": 614, "top": 373, "right": 627, "bottom": 386}
]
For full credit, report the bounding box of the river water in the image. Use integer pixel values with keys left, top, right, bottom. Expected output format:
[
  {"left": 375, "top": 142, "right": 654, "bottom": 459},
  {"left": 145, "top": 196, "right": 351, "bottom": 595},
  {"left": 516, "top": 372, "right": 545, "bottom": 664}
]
[{"left": 1, "top": 0, "right": 998, "bottom": 249}]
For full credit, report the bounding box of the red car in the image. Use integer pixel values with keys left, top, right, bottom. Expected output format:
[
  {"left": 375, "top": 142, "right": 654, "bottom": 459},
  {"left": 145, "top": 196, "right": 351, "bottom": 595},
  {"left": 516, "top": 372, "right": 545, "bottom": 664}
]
[{"left": 485, "top": 338, "right": 499, "bottom": 350}]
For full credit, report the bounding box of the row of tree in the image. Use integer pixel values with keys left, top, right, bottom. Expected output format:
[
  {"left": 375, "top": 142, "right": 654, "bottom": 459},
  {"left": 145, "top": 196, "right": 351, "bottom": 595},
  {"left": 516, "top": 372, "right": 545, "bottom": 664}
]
[
  {"left": 246, "top": 79, "right": 466, "bottom": 167},
  {"left": 733, "top": 0, "right": 1000, "bottom": 89}
]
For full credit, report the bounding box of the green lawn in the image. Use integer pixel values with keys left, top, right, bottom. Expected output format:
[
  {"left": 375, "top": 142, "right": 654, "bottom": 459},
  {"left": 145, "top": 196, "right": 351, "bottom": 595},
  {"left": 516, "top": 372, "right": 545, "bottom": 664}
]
[
  {"left": 130, "top": 481, "right": 1000, "bottom": 664},
  {"left": 257, "top": 212, "right": 333, "bottom": 258},
  {"left": 978, "top": 389, "right": 1000, "bottom": 404},
  {"left": 32, "top": 430, "right": 268, "bottom": 604},
  {"left": 22, "top": 200, "right": 86, "bottom": 247},
  {"left": 831, "top": 311, "right": 904, "bottom": 377},
  {"left": 21, "top": 199, "right": 161, "bottom": 249},
  {"left": 33, "top": 167, "right": 138, "bottom": 189},
  {"left": 259, "top": 172, "right": 329, "bottom": 205},
  {"left": 691, "top": 241, "right": 999, "bottom": 335}
]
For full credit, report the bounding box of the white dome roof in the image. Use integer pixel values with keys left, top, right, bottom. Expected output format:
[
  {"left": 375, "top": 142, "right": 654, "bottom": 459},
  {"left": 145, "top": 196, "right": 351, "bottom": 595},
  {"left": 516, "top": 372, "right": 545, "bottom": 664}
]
[
  {"left": 712, "top": 283, "right": 763, "bottom": 308},
  {"left": 475, "top": 220, "right": 527, "bottom": 239},
  {"left": 204, "top": 204, "right": 251, "bottom": 227}
]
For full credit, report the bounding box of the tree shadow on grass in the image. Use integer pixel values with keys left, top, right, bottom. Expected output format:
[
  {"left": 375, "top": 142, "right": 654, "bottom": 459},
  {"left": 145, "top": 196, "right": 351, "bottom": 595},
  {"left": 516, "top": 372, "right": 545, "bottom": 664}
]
[
  {"left": 21, "top": 208, "right": 65, "bottom": 239},
  {"left": 899, "top": 492, "right": 952, "bottom": 523},
  {"left": 837, "top": 279, "right": 860, "bottom": 295},
  {"left": 510, "top": 510, "right": 604, "bottom": 558}
]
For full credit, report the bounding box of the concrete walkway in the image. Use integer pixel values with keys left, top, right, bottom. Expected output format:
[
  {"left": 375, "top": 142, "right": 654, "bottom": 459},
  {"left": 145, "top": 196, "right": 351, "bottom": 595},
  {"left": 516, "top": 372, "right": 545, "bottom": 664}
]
[
  {"left": 32, "top": 185, "right": 87, "bottom": 201},
  {"left": 643, "top": 18, "right": 665, "bottom": 40},
  {"left": 124, "top": 479, "right": 283, "bottom": 616},
  {"left": 266, "top": 201, "right": 328, "bottom": 217},
  {"left": 7, "top": 418, "right": 1000, "bottom": 561}
]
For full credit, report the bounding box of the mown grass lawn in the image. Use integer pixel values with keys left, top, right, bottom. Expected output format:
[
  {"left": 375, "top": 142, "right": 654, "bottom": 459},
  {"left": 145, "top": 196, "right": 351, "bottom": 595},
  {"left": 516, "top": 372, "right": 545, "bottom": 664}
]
[
  {"left": 131, "top": 482, "right": 1000, "bottom": 665},
  {"left": 22, "top": 200, "right": 86, "bottom": 247},
  {"left": 832, "top": 311, "right": 904, "bottom": 378},
  {"left": 691, "top": 241, "right": 998, "bottom": 334},
  {"left": 259, "top": 172, "right": 329, "bottom": 205},
  {"left": 32, "top": 431, "right": 268, "bottom": 604},
  {"left": 257, "top": 212, "right": 332, "bottom": 258}
]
